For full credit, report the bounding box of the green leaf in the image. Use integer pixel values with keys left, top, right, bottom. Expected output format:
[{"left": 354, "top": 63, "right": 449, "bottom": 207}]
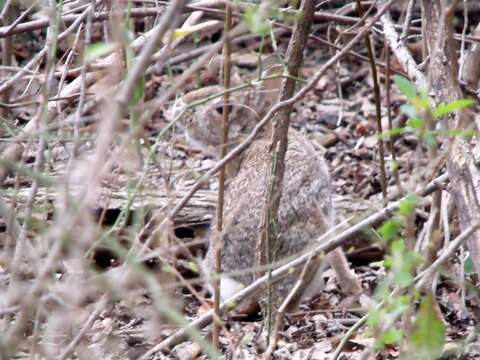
[
  {"left": 162, "top": 263, "right": 175, "bottom": 274},
  {"left": 130, "top": 76, "right": 145, "bottom": 106},
  {"left": 432, "top": 98, "right": 475, "bottom": 118},
  {"left": 393, "top": 266, "right": 413, "bottom": 287},
  {"left": 424, "top": 132, "right": 438, "bottom": 147},
  {"left": 85, "top": 42, "right": 117, "bottom": 61},
  {"left": 435, "top": 128, "right": 477, "bottom": 139},
  {"left": 244, "top": 5, "right": 272, "bottom": 35},
  {"left": 187, "top": 261, "right": 199, "bottom": 274},
  {"left": 269, "top": 6, "right": 285, "bottom": 21},
  {"left": 380, "top": 328, "right": 403, "bottom": 345},
  {"left": 165, "top": 21, "right": 222, "bottom": 42},
  {"left": 412, "top": 93, "right": 432, "bottom": 110},
  {"left": 384, "top": 255, "right": 392, "bottom": 269},
  {"left": 394, "top": 75, "right": 418, "bottom": 100},
  {"left": 389, "top": 160, "right": 399, "bottom": 172},
  {"left": 367, "top": 308, "right": 383, "bottom": 328},
  {"left": 379, "top": 219, "right": 402, "bottom": 242},
  {"left": 124, "top": 44, "right": 144, "bottom": 107},
  {"left": 460, "top": 129, "right": 476, "bottom": 138},
  {"left": 241, "top": 332, "right": 255, "bottom": 345},
  {"left": 399, "top": 194, "right": 417, "bottom": 217},
  {"left": 464, "top": 255, "right": 475, "bottom": 275},
  {"left": 406, "top": 117, "right": 424, "bottom": 129},
  {"left": 226, "top": 299, "right": 238, "bottom": 310},
  {"left": 400, "top": 104, "right": 418, "bottom": 119},
  {"left": 391, "top": 239, "right": 414, "bottom": 287},
  {"left": 380, "top": 127, "right": 409, "bottom": 139},
  {"left": 410, "top": 295, "right": 446, "bottom": 359}
]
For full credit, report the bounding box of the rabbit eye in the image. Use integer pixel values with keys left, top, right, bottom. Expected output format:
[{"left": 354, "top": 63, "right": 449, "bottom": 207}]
[{"left": 215, "top": 105, "right": 232, "bottom": 115}]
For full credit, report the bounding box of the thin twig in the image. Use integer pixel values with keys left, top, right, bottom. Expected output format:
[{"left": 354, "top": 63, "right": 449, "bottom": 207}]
[
  {"left": 0, "top": 2, "right": 12, "bottom": 121},
  {"left": 0, "top": 5, "right": 92, "bottom": 95},
  {"left": 212, "top": 2, "right": 232, "bottom": 352},
  {"left": 258, "top": 0, "right": 315, "bottom": 337},
  {"left": 400, "top": 0, "right": 417, "bottom": 43},
  {"left": 381, "top": 10, "right": 427, "bottom": 90},
  {"left": 58, "top": 296, "right": 108, "bottom": 360},
  {"left": 356, "top": 0, "right": 387, "bottom": 207},
  {"left": 383, "top": 38, "right": 403, "bottom": 193},
  {"left": 0, "top": 0, "right": 12, "bottom": 23}
]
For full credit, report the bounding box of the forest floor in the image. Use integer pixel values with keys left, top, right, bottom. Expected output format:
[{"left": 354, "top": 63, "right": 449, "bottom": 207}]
[
  {"left": 1, "top": 3, "right": 480, "bottom": 360},
  {"left": 67, "top": 47, "right": 478, "bottom": 359}
]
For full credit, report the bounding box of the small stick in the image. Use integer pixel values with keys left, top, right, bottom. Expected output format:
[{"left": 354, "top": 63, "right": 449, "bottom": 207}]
[
  {"left": 58, "top": 296, "right": 108, "bottom": 360},
  {"left": 257, "top": 0, "right": 315, "bottom": 337},
  {"left": 0, "top": 2, "right": 12, "bottom": 122},
  {"left": 263, "top": 253, "right": 323, "bottom": 359},
  {"left": 212, "top": 2, "right": 232, "bottom": 352},
  {"left": 356, "top": 0, "right": 387, "bottom": 207},
  {"left": 400, "top": 0, "right": 417, "bottom": 44},
  {"left": 383, "top": 37, "right": 403, "bottom": 193}
]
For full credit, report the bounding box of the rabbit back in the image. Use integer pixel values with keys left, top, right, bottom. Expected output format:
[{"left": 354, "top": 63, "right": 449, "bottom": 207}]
[{"left": 204, "top": 130, "right": 332, "bottom": 304}]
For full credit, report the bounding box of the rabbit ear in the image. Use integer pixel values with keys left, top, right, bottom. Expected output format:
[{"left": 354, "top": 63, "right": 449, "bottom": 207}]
[
  {"left": 262, "top": 65, "right": 283, "bottom": 91},
  {"left": 257, "top": 63, "right": 283, "bottom": 107},
  {"left": 182, "top": 85, "right": 222, "bottom": 105},
  {"left": 231, "top": 71, "right": 243, "bottom": 87},
  {"left": 256, "top": 55, "right": 284, "bottom": 102}
]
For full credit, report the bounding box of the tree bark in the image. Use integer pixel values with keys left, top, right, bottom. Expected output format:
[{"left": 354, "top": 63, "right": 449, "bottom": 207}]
[
  {"left": 256, "top": 0, "right": 315, "bottom": 279},
  {"left": 421, "top": 0, "right": 480, "bottom": 271}
]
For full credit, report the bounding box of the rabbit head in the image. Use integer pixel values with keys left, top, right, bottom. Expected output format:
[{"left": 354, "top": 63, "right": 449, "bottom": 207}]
[{"left": 172, "top": 61, "right": 284, "bottom": 160}]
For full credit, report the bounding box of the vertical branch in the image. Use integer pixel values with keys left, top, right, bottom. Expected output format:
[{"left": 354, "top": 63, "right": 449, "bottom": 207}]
[
  {"left": 256, "top": 0, "right": 315, "bottom": 329},
  {"left": 0, "top": 2, "right": 20, "bottom": 187},
  {"left": 4, "top": 0, "right": 61, "bottom": 349},
  {"left": 457, "top": 0, "right": 468, "bottom": 78},
  {"left": 423, "top": 108, "right": 443, "bottom": 267},
  {"left": 0, "top": 1, "right": 12, "bottom": 123},
  {"left": 356, "top": 0, "right": 387, "bottom": 207},
  {"left": 400, "top": 0, "right": 417, "bottom": 43},
  {"left": 11, "top": 0, "right": 61, "bottom": 269},
  {"left": 384, "top": 39, "right": 403, "bottom": 194},
  {"left": 212, "top": 2, "right": 232, "bottom": 352},
  {"left": 72, "top": 0, "right": 95, "bottom": 160}
]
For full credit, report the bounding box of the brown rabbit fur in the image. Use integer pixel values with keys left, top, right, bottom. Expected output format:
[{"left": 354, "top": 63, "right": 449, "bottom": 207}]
[{"left": 171, "top": 60, "right": 362, "bottom": 313}]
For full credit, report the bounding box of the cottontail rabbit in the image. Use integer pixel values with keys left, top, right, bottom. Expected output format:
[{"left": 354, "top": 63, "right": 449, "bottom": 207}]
[{"left": 172, "top": 60, "right": 362, "bottom": 312}]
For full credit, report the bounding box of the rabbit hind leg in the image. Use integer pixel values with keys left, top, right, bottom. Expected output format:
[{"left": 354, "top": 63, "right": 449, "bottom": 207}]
[{"left": 327, "top": 247, "right": 362, "bottom": 295}]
